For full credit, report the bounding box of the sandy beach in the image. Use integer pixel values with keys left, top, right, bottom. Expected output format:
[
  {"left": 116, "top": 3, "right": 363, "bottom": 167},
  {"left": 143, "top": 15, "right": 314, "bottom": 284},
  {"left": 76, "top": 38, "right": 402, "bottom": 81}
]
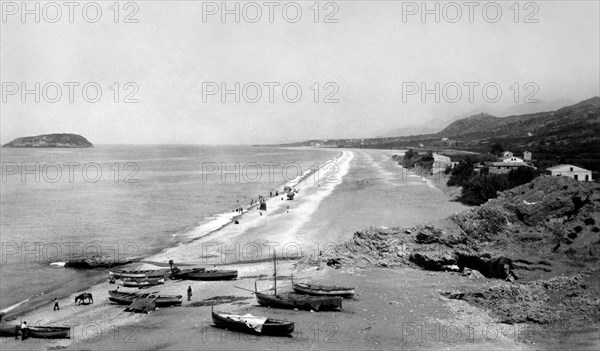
[{"left": 1, "top": 149, "right": 547, "bottom": 350}]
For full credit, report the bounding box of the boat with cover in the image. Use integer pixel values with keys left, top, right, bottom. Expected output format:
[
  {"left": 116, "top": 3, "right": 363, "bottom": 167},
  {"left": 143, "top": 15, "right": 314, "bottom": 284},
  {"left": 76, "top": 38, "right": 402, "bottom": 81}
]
[
  {"left": 211, "top": 309, "right": 294, "bottom": 336},
  {"left": 108, "top": 290, "right": 182, "bottom": 307},
  {"left": 28, "top": 326, "right": 70, "bottom": 339},
  {"left": 292, "top": 282, "right": 355, "bottom": 298},
  {"left": 171, "top": 269, "right": 237, "bottom": 281}
]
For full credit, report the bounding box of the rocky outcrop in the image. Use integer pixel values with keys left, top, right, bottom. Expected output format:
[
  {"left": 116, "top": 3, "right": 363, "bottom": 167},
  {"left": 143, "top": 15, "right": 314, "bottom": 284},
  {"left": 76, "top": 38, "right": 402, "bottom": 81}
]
[
  {"left": 324, "top": 176, "right": 600, "bottom": 281},
  {"left": 65, "top": 256, "right": 141, "bottom": 268},
  {"left": 444, "top": 265, "right": 600, "bottom": 326},
  {"left": 3, "top": 133, "right": 93, "bottom": 148}
]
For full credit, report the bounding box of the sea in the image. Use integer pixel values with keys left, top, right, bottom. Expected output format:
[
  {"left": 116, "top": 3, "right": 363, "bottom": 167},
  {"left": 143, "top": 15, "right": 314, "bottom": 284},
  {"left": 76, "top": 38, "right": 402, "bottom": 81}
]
[{"left": 0, "top": 145, "right": 338, "bottom": 313}]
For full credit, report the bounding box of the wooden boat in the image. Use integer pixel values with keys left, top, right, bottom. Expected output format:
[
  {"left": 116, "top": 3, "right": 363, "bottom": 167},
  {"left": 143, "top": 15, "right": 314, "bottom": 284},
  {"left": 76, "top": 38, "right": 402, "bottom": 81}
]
[
  {"left": 254, "top": 253, "right": 342, "bottom": 311},
  {"left": 108, "top": 290, "right": 182, "bottom": 307},
  {"left": 211, "top": 310, "right": 294, "bottom": 336},
  {"left": 28, "top": 326, "right": 70, "bottom": 339},
  {"left": 256, "top": 292, "right": 342, "bottom": 311},
  {"left": 172, "top": 269, "right": 237, "bottom": 281},
  {"left": 109, "top": 269, "right": 169, "bottom": 279},
  {"left": 0, "top": 323, "right": 20, "bottom": 336},
  {"left": 292, "top": 282, "right": 355, "bottom": 298},
  {"left": 118, "top": 277, "right": 165, "bottom": 287}
]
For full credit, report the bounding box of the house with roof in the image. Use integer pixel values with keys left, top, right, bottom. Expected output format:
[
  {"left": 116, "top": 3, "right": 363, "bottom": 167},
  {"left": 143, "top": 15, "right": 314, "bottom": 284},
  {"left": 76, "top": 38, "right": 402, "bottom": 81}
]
[
  {"left": 546, "top": 164, "right": 592, "bottom": 181},
  {"left": 484, "top": 150, "right": 534, "bottom": 174}
]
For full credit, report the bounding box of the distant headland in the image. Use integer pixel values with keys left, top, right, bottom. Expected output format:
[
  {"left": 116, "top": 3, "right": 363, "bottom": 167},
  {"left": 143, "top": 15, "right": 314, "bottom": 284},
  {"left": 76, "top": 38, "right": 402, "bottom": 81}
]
[{"left": 2, "top": 133, "right": 94, "bottom": 148}]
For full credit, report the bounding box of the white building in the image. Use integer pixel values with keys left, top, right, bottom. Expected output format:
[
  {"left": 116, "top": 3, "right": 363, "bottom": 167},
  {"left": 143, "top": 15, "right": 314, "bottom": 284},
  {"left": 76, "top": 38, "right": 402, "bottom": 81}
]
[
  {"left": 502, "top": 156, "right": 524, "bottom": 163},
  {"left": 546, "top": 165, "right": 593, "bottom": 182}
]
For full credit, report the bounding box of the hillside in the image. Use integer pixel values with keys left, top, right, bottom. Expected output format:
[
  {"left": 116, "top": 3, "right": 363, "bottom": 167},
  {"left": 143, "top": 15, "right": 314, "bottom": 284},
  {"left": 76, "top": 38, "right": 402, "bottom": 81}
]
[
  {"left": 271, "top": 97, "right": 600, "bottom": 172},
  {"left": 3, "top": 133, "right": 93, "bottom": 148}
]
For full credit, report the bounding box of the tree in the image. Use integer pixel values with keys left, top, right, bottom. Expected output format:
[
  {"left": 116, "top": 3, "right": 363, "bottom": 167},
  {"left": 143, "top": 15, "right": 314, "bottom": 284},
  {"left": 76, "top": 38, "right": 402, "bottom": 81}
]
[
  {"left": 459, "top": 174, "right": 510, "bottom": 205},
  {"left": 490, "top": 143, "right": 504, "bottom": 156},
  {"left": 404, "top": 149, "right": 417, "bottom": 160},
  {"left": 447, "top": 158, "right": 476, "bottom": 187}
]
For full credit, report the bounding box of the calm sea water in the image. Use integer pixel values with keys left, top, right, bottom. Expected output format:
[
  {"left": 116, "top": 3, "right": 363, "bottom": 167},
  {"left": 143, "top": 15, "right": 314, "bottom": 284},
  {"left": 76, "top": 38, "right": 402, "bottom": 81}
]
[{"left": 0, "top": 145, "right": 337, "bottom": 310}]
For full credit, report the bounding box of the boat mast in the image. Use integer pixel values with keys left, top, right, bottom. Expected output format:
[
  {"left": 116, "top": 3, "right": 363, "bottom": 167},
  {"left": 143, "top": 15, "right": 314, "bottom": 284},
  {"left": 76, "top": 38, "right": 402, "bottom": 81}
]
[{"left": 273, "top": 251, "right": 277, "bottom": 295}]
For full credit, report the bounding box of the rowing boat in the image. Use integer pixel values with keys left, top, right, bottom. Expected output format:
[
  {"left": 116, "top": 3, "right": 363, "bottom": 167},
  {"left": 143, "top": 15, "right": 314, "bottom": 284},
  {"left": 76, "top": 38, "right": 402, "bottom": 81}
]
[
  {"left": 108, "top": 290, "right": 182, "bottom": 307},
  {"left": 109, "top": 269, "right": 169, "bottom": 279},
  {"left": 292, "top": 282, "right": 355, "bottom": 298},
  {"left": 28, "top": 326, "right": 70, "bottom": 339},
  {"left": 172, "top": 269, "right": 237, "bottom": 281},
  {"left": 117, "top": 277, "right": 165, "bottom": 287},
  {"left": 255, "top": 292, "right": 342, "bottom": 311},
  {"left": 211, "top": 311, "right": 294, "bottom": 336}
]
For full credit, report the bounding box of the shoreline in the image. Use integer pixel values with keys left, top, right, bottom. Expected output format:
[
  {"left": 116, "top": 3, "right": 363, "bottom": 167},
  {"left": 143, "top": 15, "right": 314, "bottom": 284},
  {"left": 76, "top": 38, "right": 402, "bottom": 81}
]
[
  {"left": 2, "top": 148, "right": 540, "bottom": 351},
  {"left": 0, "top": 149, "right": 343, "bottom": 321},
  {"left": 0, "top": 150, "right": 347, "bottom": 320}
]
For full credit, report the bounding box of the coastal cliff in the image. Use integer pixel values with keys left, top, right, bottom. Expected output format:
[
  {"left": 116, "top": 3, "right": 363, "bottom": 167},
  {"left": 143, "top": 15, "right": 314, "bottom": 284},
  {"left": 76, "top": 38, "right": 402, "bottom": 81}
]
[
  {"left": 321, "top": 175, "right": 600, "bottom": 330},
  {"left": 3, "top": 133, "right": 93, "bottom": 148}
]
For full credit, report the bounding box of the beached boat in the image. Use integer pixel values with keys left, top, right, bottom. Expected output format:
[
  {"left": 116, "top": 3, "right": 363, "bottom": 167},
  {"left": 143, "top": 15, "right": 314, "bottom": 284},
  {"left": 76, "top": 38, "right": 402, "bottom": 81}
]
[
  {"left": 109, "top": 269, "right": 169, "bottom": 279},
  {"left": 172, "top": 269, "right": 237, "bottom": 281},
  {"left": 117, "top": 277, "right": 165, "bottom": 287},
  {"left": 255, "top": 292, "right": 342, "bottom": 311},
  {"left": 292, "top": 282, "right": 355, "bottom": 298},
  {"left": 253, "top": 253, "right": 342, "bottom": 311},
  {"left": 0, "top": 323, "right": 20, "bottom": 336},
  {"left": 212, "top": 311, "right": 294, "bottom": 336},
  {"left": 108, "top": 290, "right": 182, "bottom": 307},
  {"left": 28, "top": 326, "right": 70, "bottom": 339}
]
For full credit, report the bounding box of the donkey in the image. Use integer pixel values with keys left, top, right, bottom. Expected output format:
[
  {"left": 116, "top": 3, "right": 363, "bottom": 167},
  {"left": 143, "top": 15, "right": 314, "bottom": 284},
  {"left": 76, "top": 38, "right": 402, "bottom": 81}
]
[{"left": 75, "top": 292, "right": 94, "bottom": 305}]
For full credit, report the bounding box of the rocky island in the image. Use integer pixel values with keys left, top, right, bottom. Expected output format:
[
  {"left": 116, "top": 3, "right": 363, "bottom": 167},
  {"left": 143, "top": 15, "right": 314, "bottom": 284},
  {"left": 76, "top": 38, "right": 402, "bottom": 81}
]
[{"left": 2, "top": 133, "right": 93, "bottom": 148}]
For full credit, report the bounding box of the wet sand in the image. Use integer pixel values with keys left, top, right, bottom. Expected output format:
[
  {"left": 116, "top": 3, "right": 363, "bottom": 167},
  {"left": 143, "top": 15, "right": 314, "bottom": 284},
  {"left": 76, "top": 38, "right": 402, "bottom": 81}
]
[{"left": 1, "top": 149, "right": 548, "bottom": 350}]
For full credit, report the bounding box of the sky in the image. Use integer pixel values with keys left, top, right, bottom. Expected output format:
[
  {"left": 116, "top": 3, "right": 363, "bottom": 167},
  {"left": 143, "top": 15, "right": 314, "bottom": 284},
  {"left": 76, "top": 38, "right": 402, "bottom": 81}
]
[{"left": 1, "top": 0, "right": 599, "bottom": 145}]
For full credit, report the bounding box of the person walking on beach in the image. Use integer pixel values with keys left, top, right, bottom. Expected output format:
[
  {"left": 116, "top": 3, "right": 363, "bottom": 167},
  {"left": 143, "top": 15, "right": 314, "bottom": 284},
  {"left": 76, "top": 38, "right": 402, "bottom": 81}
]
[
  {"left": 20, "top": 321, "right": 28, "bottom": 340},
  {"left": 187, "top": 286, "right": 192, "bottom": 301},
  {"left": 53, "top": 298, "right": 60, "bottom": 311},
  {"left": 169, "top": 259, "right": 174, "bottom": 271}
]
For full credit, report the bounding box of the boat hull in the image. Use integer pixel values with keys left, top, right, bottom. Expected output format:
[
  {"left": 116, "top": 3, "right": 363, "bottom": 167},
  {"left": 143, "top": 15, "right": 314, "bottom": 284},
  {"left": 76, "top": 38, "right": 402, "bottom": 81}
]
[
  {"left": 108, "top": 290, "right": 182, "bottom": 307},
  {"left": 211, "top": 312, "right": 294, "bottom": 336},
  {"left": 28, "top": 326, "right": 70, "bottom": 339},
  {"left": 292, "top": 283, "right": 355, "bottom": 298},
  {"left": 117, "top": 277, "right": 165, "bottom": 287},
  {"left": 255, "top": 292, "right": 342, "bottom": 311},
  {"left": 173, "top": 270, "right": 237, "bottom": 281},
  {"left": 109, "top": 269, "right": 169, "bottom": 279},
  {"left": 0, "top": 324, "right": 20, "bottom": 337}
]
